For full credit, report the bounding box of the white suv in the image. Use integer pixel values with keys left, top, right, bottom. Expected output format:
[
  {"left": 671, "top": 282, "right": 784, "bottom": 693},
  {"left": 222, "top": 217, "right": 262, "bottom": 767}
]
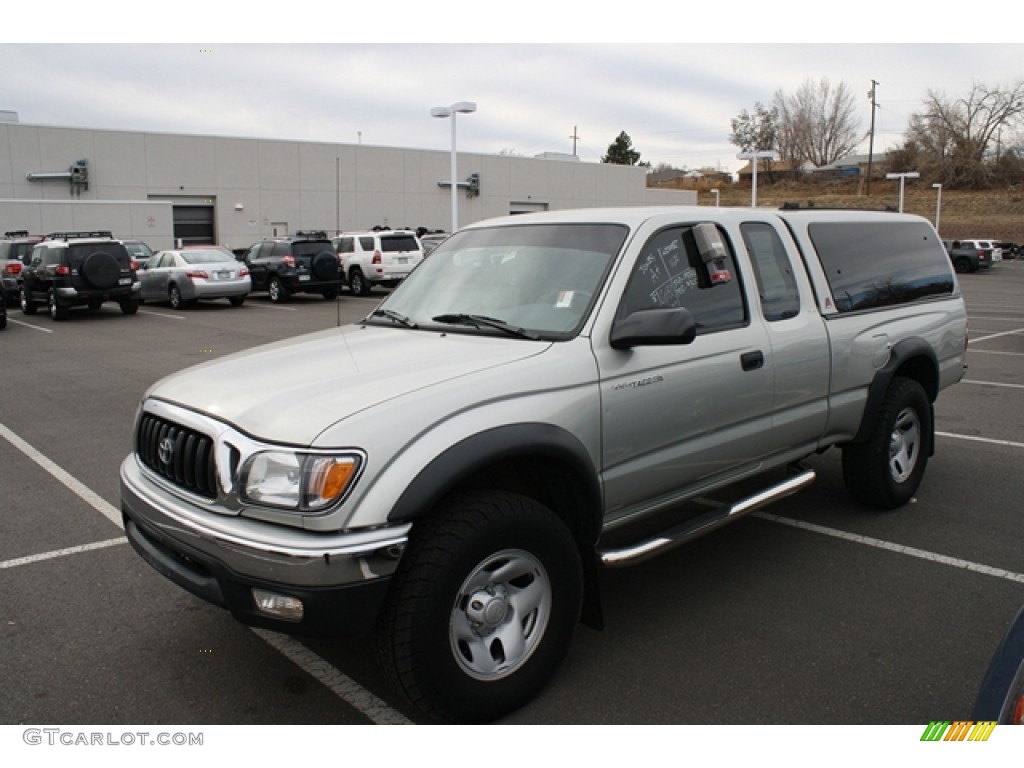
[
  {"left": 962, "top": 239, "right": 1003, "bottom": 263},
  {"left": 333, "top": 230, "right": 424, "bottom": 295}
]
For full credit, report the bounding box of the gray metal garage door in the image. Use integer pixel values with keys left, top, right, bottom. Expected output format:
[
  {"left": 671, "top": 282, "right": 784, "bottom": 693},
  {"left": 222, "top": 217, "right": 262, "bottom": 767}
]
[{"left": 173, "top": 205, "right": 214, "bottom": 246}]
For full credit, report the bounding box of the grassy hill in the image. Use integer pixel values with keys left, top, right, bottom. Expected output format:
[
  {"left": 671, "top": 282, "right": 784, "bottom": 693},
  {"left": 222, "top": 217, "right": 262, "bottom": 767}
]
[{"left": 687, "top": 179, "right": 1024, "bottom": 244}]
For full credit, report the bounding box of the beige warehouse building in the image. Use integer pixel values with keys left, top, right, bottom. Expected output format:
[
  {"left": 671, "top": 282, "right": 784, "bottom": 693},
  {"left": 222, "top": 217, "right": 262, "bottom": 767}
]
[{"left": 0, "top": 120, "right": 696, "bottom": 250}]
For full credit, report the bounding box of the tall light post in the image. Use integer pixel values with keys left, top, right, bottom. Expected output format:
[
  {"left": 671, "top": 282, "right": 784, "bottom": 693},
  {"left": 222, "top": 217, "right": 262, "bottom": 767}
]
[
  {"left": 932, "top": 183, "right": 943, "bottom": 232},
  {"left": 711, "top": 188, "right": 720, "bottom": 207},
  {"left": 737, "top": 150, "right": 779, "bottom": 208},
  {"left": 885, "top": 171, "right": 920, "bottom": 213},
  {"left": 431, "top": 101, "right": 477, "bottom": 233}
]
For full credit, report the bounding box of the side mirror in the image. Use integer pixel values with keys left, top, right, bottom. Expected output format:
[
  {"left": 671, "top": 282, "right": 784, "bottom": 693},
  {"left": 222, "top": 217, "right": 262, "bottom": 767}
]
[{"left": 610, "top": 307, "right": 697, "bottom": 350}]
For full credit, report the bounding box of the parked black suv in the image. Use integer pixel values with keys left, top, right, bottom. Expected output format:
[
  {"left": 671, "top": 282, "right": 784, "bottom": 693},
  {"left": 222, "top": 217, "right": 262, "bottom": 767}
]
[
  {"left": 242, "top": 231, "right": 340, "bottom": 302},
  {"left": 0, "top": 230, "right": 43, "bottom": 307},
  {"left": 20, "top": 231, "right": 140, "bottom": 321}
]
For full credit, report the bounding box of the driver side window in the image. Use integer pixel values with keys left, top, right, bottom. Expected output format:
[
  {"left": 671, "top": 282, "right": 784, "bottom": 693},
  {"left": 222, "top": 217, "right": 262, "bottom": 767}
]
[{"left": 619, "top": 225, "right": 747, "bottom": 333}]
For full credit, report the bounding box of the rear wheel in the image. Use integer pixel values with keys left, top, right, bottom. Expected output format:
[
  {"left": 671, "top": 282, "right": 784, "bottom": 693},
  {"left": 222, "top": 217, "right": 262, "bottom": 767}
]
[
  {"left": 348, "top": 268, "right": 370, "bottom": 296},
  {"left": 268, "top": 276, "right": 289, "bottom": 303},
  {"left": 20, "top": 287, "right": 37, "bottom": 315},
  {"left": 169, "top": 284, "right": 186, "bottom": 310},
  {"left": 842, "top": 376, "right": 930, "bottom": 509},
  {"left": 119, "top": 299, "right": 140, "bottom": 315},
  {"left": 953, "top": 258, "right": 973, "bottom": 274},
  {"left": 48, "top": 288, "right": 69, "bottom": 321},
  {"left": 375, "top": 492, "right": 582, "bottom": 723},
  {"left": 322, "top": 286, "right": 339, "bottom": 301},
  {"left": 228, "top": 296, "right": 245, "bottom": 307}
]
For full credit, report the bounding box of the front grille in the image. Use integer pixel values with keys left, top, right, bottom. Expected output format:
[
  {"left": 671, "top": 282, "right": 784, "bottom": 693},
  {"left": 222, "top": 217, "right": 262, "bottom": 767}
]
[{"left": 137, "top": 413, "right": 218, "bottom": 498}]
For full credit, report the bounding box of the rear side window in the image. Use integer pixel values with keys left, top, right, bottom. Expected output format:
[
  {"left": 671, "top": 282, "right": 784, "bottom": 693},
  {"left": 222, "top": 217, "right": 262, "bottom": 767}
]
[
  {"left": 292, "top": 241, "right": 331, "bottom": 258},
  {"left": 808, "top": 221, "right": 954, "bottom": 313},
  {"left": 380, "top": 235, "right": 420, "bottom": 252},
  {"left": 619, "top": 225, "right": 747, "bottom": 333},
  {"left": 358, "top": 237, "right": 375, "bottom": 251},
  {"left": 740, "top": 222, "right": 799, "bottom": 321}
]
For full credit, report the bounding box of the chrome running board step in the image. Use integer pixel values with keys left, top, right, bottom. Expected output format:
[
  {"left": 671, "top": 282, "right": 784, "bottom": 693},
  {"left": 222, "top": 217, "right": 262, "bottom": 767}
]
[{"left": 598, "top": 467, "right": 816, "bottom": 567}]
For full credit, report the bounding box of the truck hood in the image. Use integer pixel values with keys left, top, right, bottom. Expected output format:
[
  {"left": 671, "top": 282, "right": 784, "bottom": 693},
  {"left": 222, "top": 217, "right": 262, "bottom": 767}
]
[{"left": 147, "top": 324, "right": 550, "bottom": 445}]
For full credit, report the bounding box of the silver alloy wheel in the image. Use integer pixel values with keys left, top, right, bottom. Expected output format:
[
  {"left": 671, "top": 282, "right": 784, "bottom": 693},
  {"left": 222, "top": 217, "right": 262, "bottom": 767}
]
[
  {"left": 888, "top": 406, "right": 921, "bottom": 483},
  {"left": 268, "top": 277, "right": 282, "bottom": 302},
  {"left": 449, "top": 548, "right": 551, "bottom": 681},
  {"left": 169, "top": 285, "right": 182, "bottom": 309}
]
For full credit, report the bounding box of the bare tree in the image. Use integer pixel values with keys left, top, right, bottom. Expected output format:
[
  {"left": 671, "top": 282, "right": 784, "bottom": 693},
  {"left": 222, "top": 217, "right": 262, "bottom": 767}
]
[
  {"left": 773, "top": 78, "right": 862, "bottom": 167},
  {"left": 905, "top": 81, "right": 1024, "bottom": 187}
]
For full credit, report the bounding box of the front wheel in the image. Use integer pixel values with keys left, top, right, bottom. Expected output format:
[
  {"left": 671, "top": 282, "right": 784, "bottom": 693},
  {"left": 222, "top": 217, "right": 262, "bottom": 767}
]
[
  {"left": 48, "top": 288, "right": 69, "bottom": 321},
  {"left": 842, "top": 376, "right": 930, "bottom": 509},
  {"left": 374, "top": 492, "right": 582, "bottom": 723}
]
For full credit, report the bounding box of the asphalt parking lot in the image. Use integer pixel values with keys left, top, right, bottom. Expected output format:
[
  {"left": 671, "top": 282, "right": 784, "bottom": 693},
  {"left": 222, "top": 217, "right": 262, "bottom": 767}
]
[{"left": 2, "top": 265, "right": 1022, "bottom": 727}]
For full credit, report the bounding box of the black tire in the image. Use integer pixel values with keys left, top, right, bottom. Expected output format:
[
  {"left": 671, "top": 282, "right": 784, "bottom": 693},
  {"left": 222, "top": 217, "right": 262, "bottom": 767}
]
[
  {"left": 228, "top": 296, "right": 245, "bottom": 307},
  {"left": 48, "top": 288, "right": 69, "bottom": 321},
  {"left": 169, "top": 284, "right": 186, "bottom": 310},
  {"left": 348, "top": 268, "right": 370, "bottom": 296},
  {"left": 20, "top": 287, "right": 37, "bottom": 315},
  {"left": 953, "top": 258, "right": 973, "bottom": 274},
  {"left": 375, "top": 492, "right": 583, "bottom": 723},
  {"left": 87, "top": 298, "right": 103, "bottom": 311},
  {"left": 842, "top": 376, "right": 930, "bottom": 510},
  {"left": 268, "top": 275, "right": 289, "bottom": 303},
  {"left": 119, "top": 299, "right": 140, "bottom": 315},
  {"left": 322, "top": 286, "right": 339, "bottom": 301},
  {"left": 81, "top": 250, "right": 120, "bottom": 289},
  {"left": 0, "top": 311, "right": 6, "bottom": 330}
]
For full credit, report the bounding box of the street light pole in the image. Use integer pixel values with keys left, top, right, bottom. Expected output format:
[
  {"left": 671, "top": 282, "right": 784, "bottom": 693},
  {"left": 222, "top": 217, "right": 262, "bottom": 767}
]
[
  {"left": 885, "top": 171, "right": 920, "bottom": 213},
  {"left": 932, "top": 183, "right": 943, "bottom": 233},
  {"left": 431, "top": 101, "right": 477, "bottom": 233},
  {"left": 737, "top": 150, "right": 779, "bottom": 208},
  {"left": 711, "top": 189, "right": 720, "bottom": 207}
]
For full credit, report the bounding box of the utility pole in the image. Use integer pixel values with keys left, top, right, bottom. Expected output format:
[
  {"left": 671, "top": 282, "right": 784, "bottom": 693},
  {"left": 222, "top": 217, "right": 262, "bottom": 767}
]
[
  {"left": 569, "top": 126, "right": 580, "bottom": 157},
  {"left": 866, "top": 80, "right": 879, "bottom": 196}
]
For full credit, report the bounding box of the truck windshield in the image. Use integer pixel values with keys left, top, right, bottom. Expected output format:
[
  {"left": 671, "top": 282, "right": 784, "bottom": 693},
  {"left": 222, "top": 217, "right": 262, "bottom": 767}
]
[{"left": 374, "top": 223, "right": 627, "bottom": 339}]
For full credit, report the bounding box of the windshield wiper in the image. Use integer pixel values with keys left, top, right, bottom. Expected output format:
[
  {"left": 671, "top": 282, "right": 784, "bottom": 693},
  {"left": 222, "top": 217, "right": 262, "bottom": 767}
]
[
  {"left": 432, "top": 313, "right": 541, "bottom": 340},
  {"left": 368, "top": 309, "right": 419, "bottom": 328}
]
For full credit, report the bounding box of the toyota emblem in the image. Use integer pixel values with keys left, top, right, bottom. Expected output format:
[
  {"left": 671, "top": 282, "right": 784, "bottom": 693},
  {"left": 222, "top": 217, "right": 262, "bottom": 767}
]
[{"left": 158, "top": 437, "right": 175, "bottom": 465}]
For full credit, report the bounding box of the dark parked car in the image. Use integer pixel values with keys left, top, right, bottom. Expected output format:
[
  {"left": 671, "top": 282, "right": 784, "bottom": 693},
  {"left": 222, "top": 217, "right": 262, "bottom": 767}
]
[
  {"left": 942, "top": 239, "right": 993, "bottom": 274},
  {"left": 0, "top": 283, "right": 7, "bottom": 330},
  {"left": 242, "top": 231, "right": 340, "bottom": 302},
  {"left": 121, "top": 239, "right": 156, "bottom": 268},
  {"left": 0, "top": 230, "right": 43, "bottom": 306},
  {"left": 20, "top": 231, "right": 140, "bottom": 321},
  {"left": 973, "top": 605, "right": 1024, "bottom": 724}
]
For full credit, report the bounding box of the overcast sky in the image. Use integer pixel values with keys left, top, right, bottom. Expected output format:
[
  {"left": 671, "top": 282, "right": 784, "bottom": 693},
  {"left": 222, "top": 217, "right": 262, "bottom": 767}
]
[{"left": 4, "top": 11, "right": 1022, "bottom": 173}]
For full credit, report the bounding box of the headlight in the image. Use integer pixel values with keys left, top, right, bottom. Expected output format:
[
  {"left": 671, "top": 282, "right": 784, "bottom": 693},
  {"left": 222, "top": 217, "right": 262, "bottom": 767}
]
[{"left": 240, "top": 451, "right": 362, "bottom": 512}]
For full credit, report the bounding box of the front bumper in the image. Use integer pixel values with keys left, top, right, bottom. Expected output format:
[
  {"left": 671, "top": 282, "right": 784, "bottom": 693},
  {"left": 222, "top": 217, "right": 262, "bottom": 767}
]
[{"left": 120, "top": 456, "right": 409, "bottom": 635}]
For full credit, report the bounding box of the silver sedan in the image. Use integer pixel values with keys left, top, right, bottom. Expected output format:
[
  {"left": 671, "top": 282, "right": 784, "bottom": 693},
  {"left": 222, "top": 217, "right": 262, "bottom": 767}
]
[{"left": 139, "top": 248, "right": 251, "bottom": 309}]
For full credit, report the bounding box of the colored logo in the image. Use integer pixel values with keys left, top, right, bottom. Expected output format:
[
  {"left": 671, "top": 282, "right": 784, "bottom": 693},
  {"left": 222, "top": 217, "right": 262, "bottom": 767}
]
[{"left": 920, "top": 721, "right": 996, "bottom": 742}]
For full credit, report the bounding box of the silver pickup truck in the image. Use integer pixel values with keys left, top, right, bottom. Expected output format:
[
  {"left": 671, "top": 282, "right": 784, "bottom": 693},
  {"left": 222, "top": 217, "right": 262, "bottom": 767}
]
[{"left": 120, "top": 206, "right": 968, "bottom": 722}]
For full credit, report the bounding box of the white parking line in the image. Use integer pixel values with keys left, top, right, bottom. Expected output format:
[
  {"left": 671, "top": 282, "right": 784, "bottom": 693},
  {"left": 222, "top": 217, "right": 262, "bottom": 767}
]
[
  {"left": 755, "top": 512, "right": 1024, "bottom": 585},
  {"left": 245, "top": 303, "right": 297, "bottom": 311},
  {"left": 961, "top": 379, "right": 1024, "bottom": 390},
  {"left": 970, "top": 327, "right": 1024, "bottom": 343},
  {"left": 5, "top": 318, "right": 54, "bottom": 333},
  {"left": 139, "top": 309, "right": 186, "bottom": 320},
  {"left": 0, "top": 538, "right": 126, "bottom": 570},
  {"left": 252, "top": 629, "right": 413, "bottom": 725},
  {"left": 936, "top": 431, "right": 1024, "bottom": 449},
  {"left": 0, "top": 423, "right": 122, "bottom": 529}
]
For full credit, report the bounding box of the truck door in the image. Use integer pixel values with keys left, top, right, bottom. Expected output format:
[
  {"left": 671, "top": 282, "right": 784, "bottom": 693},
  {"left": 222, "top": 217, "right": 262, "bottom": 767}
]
[
  {"left": 595, "top": 223, "right": 777, "bottom": 521},
  {"left": 739, "top": 220, "right": 830, "bottom": 448}
]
